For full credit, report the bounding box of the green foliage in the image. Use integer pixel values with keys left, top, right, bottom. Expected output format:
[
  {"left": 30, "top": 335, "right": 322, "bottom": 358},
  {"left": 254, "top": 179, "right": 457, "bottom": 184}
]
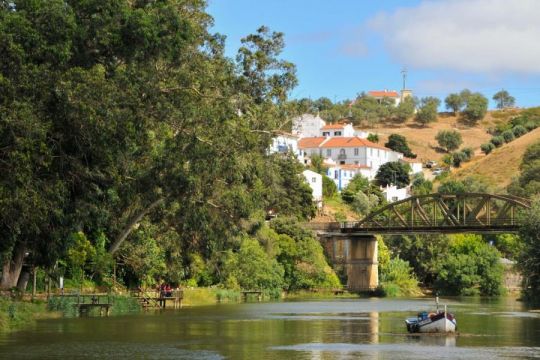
[
  {"left": 384, "top": 134, "right": 416, "bottom": 158},
  {"left": 445, "top": 93, "right": 465, "bottom": 114},
  {"left": 322, "top": 175, "right": 338, "bottom": 199},
  {"left": 0, "top": 298, "right": 49, "bottom": 332},
  {"left": 490, "top": 136, "right": 504, "bottom": 147},
  {"left": 350, "top": 192, "right": 380, "bottom": 216},
  {"left": 415, "top": 97, "right": 440, "bottom": 126},
  {"left": 47, "top": 295, "right": 140, "bottom": 317},
  {"left": 501, "top": 130, "right": 515, "bottom": 143},
  {"left": 375, "top": 161, "right": 411, "bottom": 188},
  {"left": 508, "top": 140, "right": 540, "bottom": 197},
  {"left": 461, "top": 147, "right": 474, "bottom": 160},
  {"left": 367, "top": 133, "right": 379, "bottom": 143},
  {"left": 493, "top": 90, "right": 515, "bottom": 109},
  {"left": 434, "top": 234, "right": 503, "bottom": 296},
  {"left": 517, "top": 198, "right": 540, "bottom": 302},
  {"left": 310, "top": 154, "right": 327, "bottom": 175},
  {"left": 438, "top": 176, "right": 490, "bottom": 194},
  {"left": 436, "top": 130, "right": 463, "bottom": 152},
  {"left": 481, "top": 142, "right": 495, "bottom": 155},
  {"left": 221, "top": 237, "right": 284, "bottom": 291},
  {"left": 269, "top": 219, "right": 340, "bottom": 290},
  {"left": 378, "top": 237, "right": 421, "bottom": 297},
  {"left": 512, "top": 125, "right": 527, "bottom": 138},
  {"left": 395, "top": 97, "right": 416, "bottom": 122},
  {"left": 411, "top": 174, "right": 433, "bottom": 195},
  {"left": 493, "top": 234, "right": 523, "bottom": 260},
  {"left": 462, "top": 93, "right": 488, "bottom": 123}
]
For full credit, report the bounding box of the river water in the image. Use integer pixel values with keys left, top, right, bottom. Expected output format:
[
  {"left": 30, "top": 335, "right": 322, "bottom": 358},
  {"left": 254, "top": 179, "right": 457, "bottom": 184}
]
[{"left": 1, "top": 297, "right": 540, "bottom": 359}]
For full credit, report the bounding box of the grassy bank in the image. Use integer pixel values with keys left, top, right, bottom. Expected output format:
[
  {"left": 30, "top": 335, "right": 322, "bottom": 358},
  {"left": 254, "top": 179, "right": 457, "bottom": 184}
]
[
  {"left": 0, "top": 298, "right": 60, "bottom": 333},
  {"left": 47, "top": 295, "right": 141, "bottom": 317}
]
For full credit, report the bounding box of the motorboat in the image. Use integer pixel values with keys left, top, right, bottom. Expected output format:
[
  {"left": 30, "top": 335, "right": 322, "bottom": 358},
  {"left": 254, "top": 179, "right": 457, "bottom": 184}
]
[{"left": 405, "top": 303, "right": 457, "bottom": 333}]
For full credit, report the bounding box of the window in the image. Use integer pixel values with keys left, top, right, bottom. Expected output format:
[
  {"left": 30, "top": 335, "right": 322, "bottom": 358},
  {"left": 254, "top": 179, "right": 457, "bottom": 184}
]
[
  {"left": 327, "top": 149, "right": 332, "bottom": 156},
  {"left": 355, "top": 161, "right": 359, "bottom": 165},
  {"left": 370, "top": 148, "right": 373, "bottom": 156},
  {"left": 334, "top": 131, "right": 342, "bottom": 136},
  {"left": 392, "top": 196, "right": 398, "bottom": 202},
  {"left": 377, "top": 149, "right": 380, "bottom": 157},
  {"left": 322, "top": 131, "right": 330, "bottom": 136},
  {"left": 312, "top": 177, "right": 316, "bottom": 183},
  {"left": 334, "top": 170, "right": 339, "bottom": 179},
  {"left": 340, "top": 161, "right": 345, "bottom": 165},
  {"left": 340, "top": 149, "right": 346, "bottom": 155},
  {"left": 354, "top": 148, "right": 359, "bottom": 156}
]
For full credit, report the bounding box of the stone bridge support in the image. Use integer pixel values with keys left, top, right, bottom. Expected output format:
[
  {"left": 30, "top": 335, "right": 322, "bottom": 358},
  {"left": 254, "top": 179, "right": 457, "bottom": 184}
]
[{"left": 319, "top": 233, "right": 378, "bottom": 292}]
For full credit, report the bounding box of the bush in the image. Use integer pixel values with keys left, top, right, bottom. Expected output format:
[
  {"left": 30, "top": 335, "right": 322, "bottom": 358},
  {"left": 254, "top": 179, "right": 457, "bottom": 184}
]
[
  {"left": 436, "top": 130, "right": 462, "bottom": 152},
  {"left": 490, "top": 136, "right": 504, "bottom": 147},
  {"left": 501, "top": 130, "right": 515, "bottom": 143},
  {"left": 379, "top": 257, "right": 421, "bottom": 297},
  {"left": 461, "top": 147, "right": 474, "bottom": 161},
  {"left": 452, "top": 152, "right": 466, "bottom": 167},
  {"left": 322, "top": 175, "right": 337, "bottom": 198},
  {"left": 525, "top": 121, "right": 538, "bottom": 131},
  {"left": 512, "top": 125, "right": 527, "bottom": 138},
  {"left": 367, "top": 133, "right": 379, "bottom": 143},
  {"left": 481, "top": 142, "right": 495, "bottom": 155},
  {"left": 434, "top": 234, "right": 503, "bottom": 296}
]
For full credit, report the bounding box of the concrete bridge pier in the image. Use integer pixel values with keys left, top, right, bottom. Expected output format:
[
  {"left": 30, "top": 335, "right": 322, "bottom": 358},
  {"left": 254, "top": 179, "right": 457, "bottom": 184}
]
[{"left": 321, "top": 234, "right": 378, "bottom": 292}]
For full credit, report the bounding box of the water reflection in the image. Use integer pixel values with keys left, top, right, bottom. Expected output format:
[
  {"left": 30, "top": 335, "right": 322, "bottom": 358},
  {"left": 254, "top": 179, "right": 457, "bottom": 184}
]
[{"left": 0, "top": 298, "right": 539, "bottom": 359}]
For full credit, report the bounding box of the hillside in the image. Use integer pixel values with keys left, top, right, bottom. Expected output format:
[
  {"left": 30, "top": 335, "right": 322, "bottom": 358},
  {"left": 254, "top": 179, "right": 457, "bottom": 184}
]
[
  {"left": 367, "top": 110, "right": 519, "bottom": 164},
  {"left": 450, "top": 127, "right": 540, "bottom": 190}
]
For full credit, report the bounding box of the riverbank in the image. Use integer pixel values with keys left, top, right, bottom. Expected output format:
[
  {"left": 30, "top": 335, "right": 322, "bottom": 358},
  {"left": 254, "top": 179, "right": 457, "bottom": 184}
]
[{"left": 0, "top": 298, "right": 61, "bottom": 333}]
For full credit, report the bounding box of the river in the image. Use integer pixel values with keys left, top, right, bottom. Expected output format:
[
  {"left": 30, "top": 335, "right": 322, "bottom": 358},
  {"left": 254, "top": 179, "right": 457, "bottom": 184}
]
[{"left": 1, "top": 296, "right": 540, "bottom": 359}]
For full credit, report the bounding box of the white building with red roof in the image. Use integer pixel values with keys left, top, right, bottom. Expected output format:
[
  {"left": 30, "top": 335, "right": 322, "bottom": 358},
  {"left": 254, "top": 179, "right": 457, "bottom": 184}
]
[
  {"left": 292, "top": 113, "right": 326, "bottom": 138},
  {"left": 367, "top": 89, "right": 401, "bottom": 106},
  {"left": 320, "top": 123, "right": 355, "bottom": 137},
  {"left": 298, "top": 136, "right": 403, "bottom": 181}
]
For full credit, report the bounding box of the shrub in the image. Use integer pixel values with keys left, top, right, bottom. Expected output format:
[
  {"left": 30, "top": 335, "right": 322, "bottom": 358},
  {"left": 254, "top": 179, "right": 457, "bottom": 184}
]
[
  {"left": 512, "top": 125, "right": 527, "bottom": 138},
  {"left": 367, "top": 133, "right": 379, "bottom": 143},
  {"left": 501, "top": 130, "right": 515, "bottom": 143},
  {"left": 481, "top": 142, "right": 495, "bottom": 155},
  {"left": 452, "top": 151, "right": 466, "bottom": 167},
  {"left": 461, "top": 147, "right": 474, "bottom": 161},
  {"left": 436, "top": 130, "right": 462, "bottom": 152},
  {"left": 490, "top": 136, "right": 504, "bottom": 147},
  {"left": 525, "top": 121, "right": 538, "bottom": 131},
  {"left": 322, "top": 175, "right": 337, "bottom": 198}
]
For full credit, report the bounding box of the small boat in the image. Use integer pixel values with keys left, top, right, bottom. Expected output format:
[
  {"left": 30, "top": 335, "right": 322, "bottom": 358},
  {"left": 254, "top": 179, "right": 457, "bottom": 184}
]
[{"left": 405, "top": 304, "right": 457, "bottom": 333}]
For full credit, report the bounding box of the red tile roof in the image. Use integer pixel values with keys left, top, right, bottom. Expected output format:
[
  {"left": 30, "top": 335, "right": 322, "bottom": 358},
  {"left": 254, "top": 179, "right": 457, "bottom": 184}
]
[
  {"left": 298, "top": 137, "right": 326, "bottom": 148},
  {"left": 321, "top": 123, "right": 345, "bottom": 130},
  {"left": 368, "top": 90, "right": 399, "bottom": 98},
  {"left": 320, "top": 137, "right": 388, "bottom": 150}
]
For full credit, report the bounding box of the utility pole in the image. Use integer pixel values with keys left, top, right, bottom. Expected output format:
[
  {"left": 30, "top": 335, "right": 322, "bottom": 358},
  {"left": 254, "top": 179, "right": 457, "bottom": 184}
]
[{"left": 401, "top": 67, "right": 408, "bottom": 102}]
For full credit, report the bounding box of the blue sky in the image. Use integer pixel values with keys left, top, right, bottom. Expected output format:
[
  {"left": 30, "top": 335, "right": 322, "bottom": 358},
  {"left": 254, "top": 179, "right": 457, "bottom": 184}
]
[{"left": 207, "top": 0, "right": 540, "bottom": 109}]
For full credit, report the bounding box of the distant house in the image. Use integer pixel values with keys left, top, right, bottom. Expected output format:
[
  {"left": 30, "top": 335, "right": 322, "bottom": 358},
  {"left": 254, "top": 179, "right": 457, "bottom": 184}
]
[
  {"left": 320, "top": 123, "right": 355, "bottom": 137},
  {"left": 400, "top": 157, "right": 423, "bottom": 174},
  {"left": 302, "top": 169, "right": 323, "bottom": 208},
  {"left": 269, "top": 132, "right": 304, "bottom": 163},
  {"left": 367, "top": 90, "right": 401, "bottom": 105},
  {"left": 325, "top": 162, "right": 372, "bottom": 191},
  {"left": 292, "top": 113, "right": 326, "bottom": 138},
  {"left": 298, "top": 136, "right": 403, "bottom": 179},
  {"left": 381, "top": 184, "right": 409, "bottom": 203}
]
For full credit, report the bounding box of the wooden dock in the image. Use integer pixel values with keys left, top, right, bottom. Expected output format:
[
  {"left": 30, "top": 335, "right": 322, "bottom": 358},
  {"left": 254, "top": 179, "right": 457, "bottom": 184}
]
[
  {"left": 132, "top": 289, "right": 183, "bottom": 309},
  {"left": 241, "top": 290, "right": 262, "bottom": 302},
  {"left": 53, "top": 294, "right": 114, "bottom": 317}
]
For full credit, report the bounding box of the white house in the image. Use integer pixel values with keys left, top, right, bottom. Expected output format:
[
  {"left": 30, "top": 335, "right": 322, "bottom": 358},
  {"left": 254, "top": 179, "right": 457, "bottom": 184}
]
[
  {"left": 400, "top": 158, "right": 423, "bottom": 174},
  {"left": 298, "top": 136, "right": 403, "bottom": 179},
  {"left": 292, "top": 113, "right": 326, "bottom": 138},
  {"left": 326, "top": 163, "right": 372, "bottom": 191},
  {"left": 381, "top": 184, "right": 410, "bottom": 203},
  {"left": 302, "top": 169, "right": 323, "bottom": 208},
  {"left": 269, "top": 132, "right": 304, "bottom": 163},
  {"left": 367, "top": 90, "right": 401, "bottom": 106},
  {"left": 320, "top": 123, "right": 355, "bottom": 137}
]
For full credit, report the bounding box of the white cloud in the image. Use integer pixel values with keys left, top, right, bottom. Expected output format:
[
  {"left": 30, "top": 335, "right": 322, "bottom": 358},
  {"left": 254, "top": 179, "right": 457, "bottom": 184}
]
[{"left": 366, "top": 0, "right": 540, "bottom": 74}]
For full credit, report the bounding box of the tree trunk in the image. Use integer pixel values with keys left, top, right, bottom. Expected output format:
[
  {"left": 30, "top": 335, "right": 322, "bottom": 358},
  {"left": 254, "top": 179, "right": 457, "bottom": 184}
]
[
  {"left": 17, "top": 270, "right": 30, "bottom": 293},
  {"left": 108, "top": 198, "right": 163, "bottom": 254},
  {"left": 1, "top": 243, "right": 26, "bottom": 289}
]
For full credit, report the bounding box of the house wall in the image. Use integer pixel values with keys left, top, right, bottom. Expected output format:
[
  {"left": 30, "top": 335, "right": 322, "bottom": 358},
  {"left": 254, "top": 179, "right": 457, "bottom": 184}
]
[
  {"left": 269, "top": 135, "right": 304, "bottom": 163},
  {"left": 292, "top": 114, "right": 326, "bottom": 138},
  {"left": 302, "top": 170, "right": 323, "bottom": 205}
]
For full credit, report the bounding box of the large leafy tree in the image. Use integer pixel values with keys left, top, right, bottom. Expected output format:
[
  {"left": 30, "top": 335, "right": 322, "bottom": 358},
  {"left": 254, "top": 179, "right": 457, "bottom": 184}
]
[
  {"left": 493, "top": 89, "right": 516, "bottom": 109},
  {"left": 444, "top": 93, "right": 464, "bottom": 115},
  {"left": 436, "top": 130, "right": 463, "bottom": 152},
  {"left": 375, "top": 162, "right": 411, "bottom": 188},
  {"left": 462, "top": 93, "right": 488, "bottom": 124},
  {"left": 0, "top": 1, "right": 300, "bottom": 288},
  {"left": 384, "top": 134, "right": 416, "bottom": 158},
  {"left": 415, "top": 96, "right": 440, "bottom": 126}
]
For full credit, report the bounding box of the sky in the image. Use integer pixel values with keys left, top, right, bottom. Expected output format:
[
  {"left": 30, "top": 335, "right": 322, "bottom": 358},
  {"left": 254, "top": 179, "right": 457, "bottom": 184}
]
[{"left": 207, "top": 0, "right": 540, "bottom": 109}]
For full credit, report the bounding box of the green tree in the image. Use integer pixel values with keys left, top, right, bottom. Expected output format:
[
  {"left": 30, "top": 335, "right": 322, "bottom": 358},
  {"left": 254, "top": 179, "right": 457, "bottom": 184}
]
[
  {"left": 367, "top": 133, "right": 379, "bottom": 143},
  {"left": 434, "top": 234, "right": 503, "bottom": 296},
  {"left": 384, "top": 134, "right": 416, "bottom": 158},
  {"left": 415, "top": 97, "right": 440, "bottom": 126},
  {"left": 445, "top": 93, "right": 464, "bottom": 115},
  {"left": 508, "top": 140, "right": 540, "bottom": 197},
  {"left": 322, "top": 175, "right": 337, "bottom": 199},
  {"left": 395, "top": 96, "right": 416, "bottom": 122},
  {"left": 462, "top": 93, "right": 488, "bottom": 123},
  {"left": 517, "top": 198, "right": 540, "bottom": 302},
  {"left": 481, "top": 142, "right": 495, "bottom": 155},
  {"left": 493, "top": 89, "right": 516, "bottom": 109},
  {"left": 375, "top": 162, "right": 410, "bottom": 188},
  {"left": 436, "top": 130, "right": 463, "bottom": 152}
]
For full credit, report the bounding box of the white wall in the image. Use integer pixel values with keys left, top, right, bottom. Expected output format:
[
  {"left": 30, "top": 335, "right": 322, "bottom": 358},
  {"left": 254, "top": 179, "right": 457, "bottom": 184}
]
[
  {"left": 269, "top": 135, "right": 304, "bottom": 163},
  {"left": 302, "top": 170, "right": 323, "bottom": 204},
  {"left": 381, "top": 185, "right": 409, "bottom": 203},
  {"left": 292, "top": 114, "right": 326, "bottom": 138}
]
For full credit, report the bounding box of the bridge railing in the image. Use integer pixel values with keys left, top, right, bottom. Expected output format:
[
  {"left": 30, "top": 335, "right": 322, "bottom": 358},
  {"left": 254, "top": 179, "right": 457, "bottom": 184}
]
[{"left": 341, "top": 217, "right": 520, "bottom": 231}]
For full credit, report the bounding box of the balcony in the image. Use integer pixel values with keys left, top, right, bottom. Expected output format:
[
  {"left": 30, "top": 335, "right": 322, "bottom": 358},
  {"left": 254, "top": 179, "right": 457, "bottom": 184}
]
[{"left": 338, "top": 154, "right": 347, "bottom": 160}]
